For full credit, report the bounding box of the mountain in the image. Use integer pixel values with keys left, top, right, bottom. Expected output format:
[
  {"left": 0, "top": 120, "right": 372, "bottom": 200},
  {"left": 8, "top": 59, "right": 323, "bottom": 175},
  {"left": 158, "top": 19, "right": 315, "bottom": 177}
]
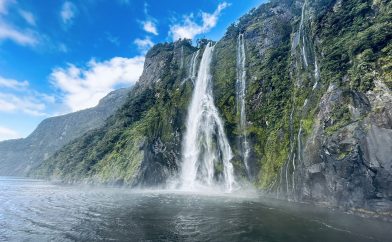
[
  {"left": 0, "top": 88, "right": 131, "bottom": 176},
  {"left": 32, "top": 0, "right": 391, "bottom": 219}
]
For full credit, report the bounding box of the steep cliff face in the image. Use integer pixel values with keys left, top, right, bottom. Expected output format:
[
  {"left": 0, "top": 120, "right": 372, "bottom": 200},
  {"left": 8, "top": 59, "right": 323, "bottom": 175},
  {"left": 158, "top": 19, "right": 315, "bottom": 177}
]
[
  {"left": 32, "top": 0, "right": 391, "bottom": 218},
  {"left": 0, "top": 88, "right": 130, "bottom": 176},
  {"left": 32, "top": 40, "right": 197, "bottom": 185},
  {"left": 211, "top": 0, "right": 391, "bottom": 217}
]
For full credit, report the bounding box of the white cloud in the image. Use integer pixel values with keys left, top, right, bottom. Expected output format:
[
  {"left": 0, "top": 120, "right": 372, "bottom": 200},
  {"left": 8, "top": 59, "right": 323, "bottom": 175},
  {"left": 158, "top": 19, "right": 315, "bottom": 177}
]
[
  {"left": 50, "top": 56, "right": 145, "bottom": 112},
  {"left": 0, "top": 0, "right": 14, "bottom": 15},
  {"left": 0, "top": 0, "right": 6, "bottom": 14},
  {"left": 19, "top": 10, "right": 36, "bottom": 26},
  {"left": 169, "top": 2, "right": 230, "bottom": 40},
  {"left": 61, "top": 1, "right": 76, "bottom": 24},
  {"left": 134, "top": 37, "right": 154, "bottom": 53},
  {"left": 142, "top": 20, "right": 158, "bottom": 35},
  {"left": 0, "top": 1, "right": 38, "bottom": 46},
  {"left": 0, "top": 92, "right": 47, "bottom": 116},
  {"left": 0, "top": 22, "right": 38, "bottom": 45},
  {"left": 0, "top": 126, "right": 21, "bottom": 141},
  {"left": 140, "top": 3, "right": 158, "bottom": 35},
  {"left": 0, "top": 75, "right": 54, "bottom": 117},
  {"left": 0, "top": 76, "right": 29, "bottom": 90}
]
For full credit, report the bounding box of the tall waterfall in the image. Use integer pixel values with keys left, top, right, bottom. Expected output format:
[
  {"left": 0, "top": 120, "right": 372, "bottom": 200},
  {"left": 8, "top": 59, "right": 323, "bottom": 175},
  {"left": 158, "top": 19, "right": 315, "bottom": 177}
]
[
  {"left": 181, "top": 43, "right": 236, "bottom": 191},
  {"left": 299, "top": 0, "right": 308, "bottom": 68},
  {"left": 236, "top": 34, "right": 251, "bottom": 178}
]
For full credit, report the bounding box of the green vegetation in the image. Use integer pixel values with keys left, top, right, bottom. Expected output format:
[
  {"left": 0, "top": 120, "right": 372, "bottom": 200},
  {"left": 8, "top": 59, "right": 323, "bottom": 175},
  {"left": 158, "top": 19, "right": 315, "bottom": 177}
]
[
  {"left": 258, "top": 129, "right": 289, "bottom": 188},
  {"left": 32, "top": 40, "right": 195, "bottom": 185},
  {"left": 318, "top": 0, "right": 392, "bottom": 90},
  {"left": 31, "top": 0, "right": 392, "bottom": 191}
]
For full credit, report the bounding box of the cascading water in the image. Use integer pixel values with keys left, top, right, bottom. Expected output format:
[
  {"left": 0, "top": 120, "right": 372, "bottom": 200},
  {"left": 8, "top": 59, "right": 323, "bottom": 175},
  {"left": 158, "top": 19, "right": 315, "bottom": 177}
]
[
  {"left": 313, "top": 56, "right": 320, "bottom": 90},
  {"left": 189, "top": 50, "right": 200, "bottom": 84},
  {"left": 299, "top": 0, "right": 308, "bottom": 68},
  {"left": 236, "top": 34, "right": 251, "bottom": 179},
  {"left": 281, "top": 0, "right": 310, "bottom": 198},
  {"left": 180, "top": 43, "right": 236, "bottom": 192}
]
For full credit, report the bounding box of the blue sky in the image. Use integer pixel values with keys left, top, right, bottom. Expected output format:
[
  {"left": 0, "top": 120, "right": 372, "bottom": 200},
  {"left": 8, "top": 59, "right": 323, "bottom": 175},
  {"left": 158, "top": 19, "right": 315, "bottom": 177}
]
[{"left": 0, "top": 0, "right": 265, "bottom": 141}]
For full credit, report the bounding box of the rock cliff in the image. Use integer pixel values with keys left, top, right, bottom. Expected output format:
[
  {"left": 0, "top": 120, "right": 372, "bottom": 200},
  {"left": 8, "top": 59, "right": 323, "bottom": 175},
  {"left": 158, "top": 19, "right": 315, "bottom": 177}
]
[{"left": 31, "top": 0, "right": 391, "bottom": 219}]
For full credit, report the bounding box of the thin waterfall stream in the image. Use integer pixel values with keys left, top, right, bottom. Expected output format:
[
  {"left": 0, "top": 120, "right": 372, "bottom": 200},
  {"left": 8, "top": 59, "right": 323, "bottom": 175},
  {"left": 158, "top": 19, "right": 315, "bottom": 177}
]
[
  {"left": 299, "top": 0, "right": 308, "bottom": 68},
  {"left": 236, "top": 33, "right": 251, "bottom": 179},
  {"left": 313, "top": 56, "right": 320, "bottom": 89},
  {"left": 189, "top": 49, "right": 200, "bottom": 84},
  {"left": 180, "top": 43, "right": 236, "bottom": 192},
  {"left": 281, "top": 0, "right": 311, "bottom": 199}
]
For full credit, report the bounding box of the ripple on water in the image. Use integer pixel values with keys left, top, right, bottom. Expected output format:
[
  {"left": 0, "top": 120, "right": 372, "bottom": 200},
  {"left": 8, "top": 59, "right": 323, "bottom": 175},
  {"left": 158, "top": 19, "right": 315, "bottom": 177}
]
[{"left": 0, "top": 177, "right": 391, "bottom": 242}]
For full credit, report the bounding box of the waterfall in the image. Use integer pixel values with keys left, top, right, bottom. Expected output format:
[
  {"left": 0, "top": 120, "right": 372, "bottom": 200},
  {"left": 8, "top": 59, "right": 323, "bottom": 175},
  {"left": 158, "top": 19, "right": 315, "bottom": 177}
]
[
  {"left": 313, "top": 56, "right": 320, "bottom": 90},
  {"left": 181, "top": 43, "right": 236, "bottom": 192},
  {"left": 299, "top": 0, "right": 308, "bottom": 68},
  {"left": 236, "top": 34, "right": 251, "bottom": 179},
  {"left": 189, "top": 50, "right": 200, "bottom": 84},
  {"left": 292, "top": 122, "right": 303, "bottom": 193},
  {"left": 297, "top": 124, "right": 302, "bottom": 166}
]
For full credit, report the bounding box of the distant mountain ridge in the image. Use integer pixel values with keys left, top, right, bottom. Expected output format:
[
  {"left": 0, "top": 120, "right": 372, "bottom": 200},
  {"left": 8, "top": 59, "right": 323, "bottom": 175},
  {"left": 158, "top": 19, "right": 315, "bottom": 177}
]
[{"left": 0, "top": 88, "right": 131, "bottom": 176}]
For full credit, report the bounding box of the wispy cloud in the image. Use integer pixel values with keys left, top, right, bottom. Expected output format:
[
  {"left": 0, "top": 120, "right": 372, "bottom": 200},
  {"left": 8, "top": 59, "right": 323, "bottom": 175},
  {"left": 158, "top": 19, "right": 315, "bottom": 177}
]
[
  {"left": 0, "top": 126, "right": 21, "bottom": 141},
  {"left": 0, "top": 1, "right": 38, "bottom": 46},
  {"left": 106, "top": 32, "right": 120, "bottom": 46},
  {"left": 140, "top": 2, "right": 158, "bottom": 36},
  {"left": 0, "top": 0, "right": 14, "bottom": 15},
  {"left": 0, "top": 76, "right": 29, "bottom": 90},
  {"left": 169, "top": 2, "right": 230, "bottom": 40},
  {"left": 58, "top": 43, "right": 68, "bottom": 53},
  {"left": 142, "top": 20, "right": 158, "bottom": 35},
  {"left": 134, "top": 37, "right": 154, "bottom": 54},
  {"left": 60, "top": 1, "right": 76, "bottom": 25},
  {"left": 0, "top": 75, "right": 54, "bottom": 117},
  {"left": 19, "top": 10, "right": 36, "bottom": 26},
  {"left": 0, "top": 92, "right": 47, "bottom": 116},
  {"left": 0, "top": 22, "right": 38, "bottom": 46},
  {"left": 50, "top": 56, "right": 145, "bottom": 112}
]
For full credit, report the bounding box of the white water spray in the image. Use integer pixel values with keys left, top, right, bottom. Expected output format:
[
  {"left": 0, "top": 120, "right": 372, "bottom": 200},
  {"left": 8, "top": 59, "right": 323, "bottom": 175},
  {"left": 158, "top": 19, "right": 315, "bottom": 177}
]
[
  {"left": 181, "top": 43, "right": 236, "bottom": 192},
  {"left": 236, "top": 34, "right": 251, "bottom": 178}
]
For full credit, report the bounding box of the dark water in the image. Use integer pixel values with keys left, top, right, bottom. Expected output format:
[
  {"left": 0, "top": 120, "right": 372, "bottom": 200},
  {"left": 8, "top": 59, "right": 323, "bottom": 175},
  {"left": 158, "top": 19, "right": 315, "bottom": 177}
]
[{"left": 0, "top": 177, "right": 391, "bottom": 242}]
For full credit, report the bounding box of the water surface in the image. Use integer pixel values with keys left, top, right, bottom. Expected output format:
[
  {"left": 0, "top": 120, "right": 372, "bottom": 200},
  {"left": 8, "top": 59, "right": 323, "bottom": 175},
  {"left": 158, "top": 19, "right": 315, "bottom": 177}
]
[{"left": 0, "top": 177, "right": 391, "bottom": 241}]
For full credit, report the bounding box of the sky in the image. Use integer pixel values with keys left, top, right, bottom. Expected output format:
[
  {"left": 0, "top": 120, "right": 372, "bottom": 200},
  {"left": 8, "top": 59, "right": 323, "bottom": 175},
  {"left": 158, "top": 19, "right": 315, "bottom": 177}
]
[{"left": 0, "top": 0, "right": 266, "bottom": 141}]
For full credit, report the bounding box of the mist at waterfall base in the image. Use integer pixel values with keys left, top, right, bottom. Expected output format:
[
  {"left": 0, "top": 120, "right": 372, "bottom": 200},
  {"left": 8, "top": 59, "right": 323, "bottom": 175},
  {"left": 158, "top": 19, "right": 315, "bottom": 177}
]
[{"left": 2, "top": 177, "right": 392, "bottom": 242}]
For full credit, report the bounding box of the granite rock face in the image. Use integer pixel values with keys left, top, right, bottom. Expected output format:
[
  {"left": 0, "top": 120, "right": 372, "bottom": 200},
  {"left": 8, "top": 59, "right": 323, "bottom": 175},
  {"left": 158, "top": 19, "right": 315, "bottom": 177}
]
[{"left": 295, "top": 82, "right": 392, "bottom": 217}]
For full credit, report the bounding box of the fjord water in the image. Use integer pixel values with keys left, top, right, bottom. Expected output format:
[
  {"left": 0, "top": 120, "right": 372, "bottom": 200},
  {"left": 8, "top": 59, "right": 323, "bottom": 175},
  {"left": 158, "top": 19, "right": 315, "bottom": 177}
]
[
  {"left": 1, "top": 177, "right": 391, "bottom": 242},
  {"left": 181, "top": 43, "right": 236, "bottom": 191}
]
